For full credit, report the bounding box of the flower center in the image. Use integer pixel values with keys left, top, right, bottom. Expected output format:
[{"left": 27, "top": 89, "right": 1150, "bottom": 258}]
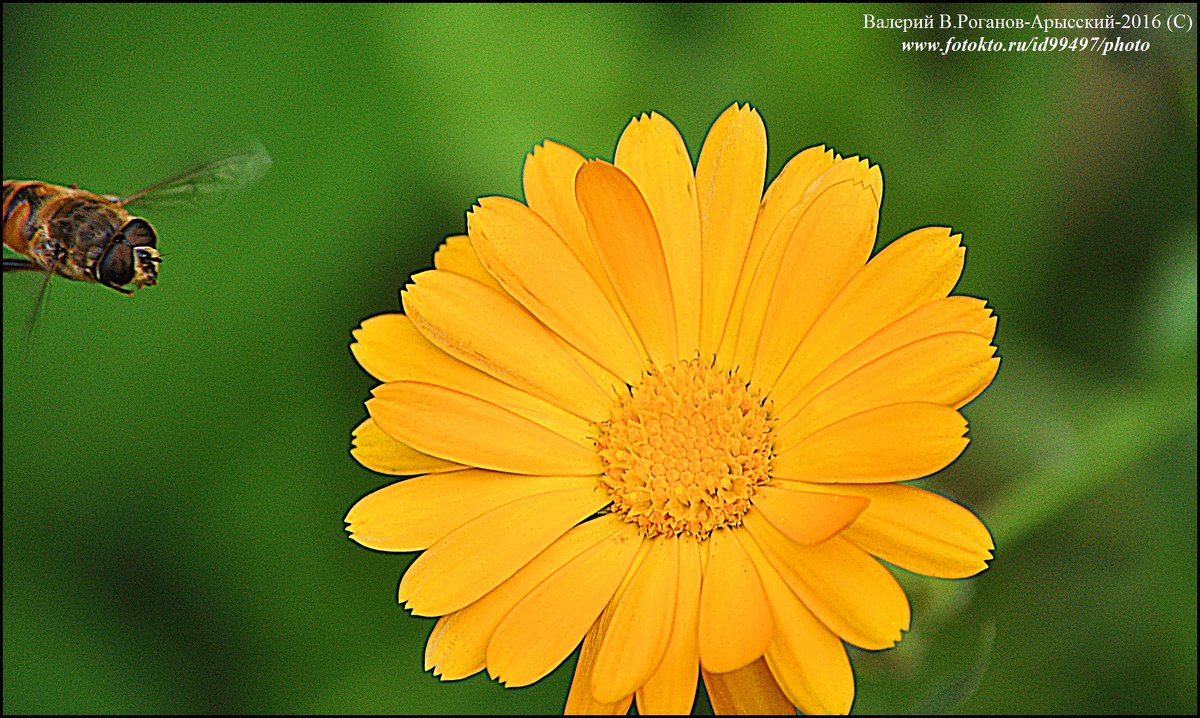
[{"left": 595, "top": 358, "right": 774, "bottom": 539}]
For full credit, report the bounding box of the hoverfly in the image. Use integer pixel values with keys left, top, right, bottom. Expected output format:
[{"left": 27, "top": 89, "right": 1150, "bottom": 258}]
[{"left": 3, "top": 142, "right": 271, "bottom": 307}]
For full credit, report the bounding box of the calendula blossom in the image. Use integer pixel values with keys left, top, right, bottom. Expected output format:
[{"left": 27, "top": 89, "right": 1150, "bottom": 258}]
[{"left": 346, "top": 103, "right": 998, "bottom": 714}]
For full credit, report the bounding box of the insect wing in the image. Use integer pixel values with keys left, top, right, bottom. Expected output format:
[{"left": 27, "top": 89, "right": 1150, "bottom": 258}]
[
  {"left": 5, "top": 249, "right": 62, "bottom": 346},
  {"left": 26, "top": 254, "right": 59, "bottom": 342},
  {"left": 118, "top": 140, "right": 272, "bottom": 212}
]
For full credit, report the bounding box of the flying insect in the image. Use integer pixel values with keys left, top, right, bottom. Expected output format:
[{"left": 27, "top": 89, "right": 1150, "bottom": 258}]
[{"left": 3, "top": 142, "right": 271, "bottom": 299}]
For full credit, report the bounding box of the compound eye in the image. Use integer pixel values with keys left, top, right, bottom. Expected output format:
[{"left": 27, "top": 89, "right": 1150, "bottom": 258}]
[
  {"left": 98, "top": 239, "right": 134, "bottom": 287},
  {"left": 120, "top": 218, "right": 157, "bottom": 248}
]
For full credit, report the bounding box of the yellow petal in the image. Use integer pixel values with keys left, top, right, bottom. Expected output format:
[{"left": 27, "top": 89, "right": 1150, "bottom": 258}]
[
  {"left": 426, "top": 516, "right": 624, "bottom": 681},
  {"left": 433, "top": 234, "right": 503, "bottom": 292},
  {"left": 775, "top": 332, "right": 999, "bottom": 447},
  {"left": 773, "top": 403, "right": 969, "bottom": 483},
  {"left": 425, "top": 615, "right": 478, "bottom": 680},
  {"left": 369, "top": 381, "right": 602, "bottom": 475},
  {"left": 345, "top": 469, "right": 580, "bottom": 552},
  {"left": 350, "top": 312, "right": 423, "bottom": 383},
  {"left": 523, "top": 141, "right": 619, "bottom": 306},
  {"left": 566, "top": 343, "right": 629, "bottom": 400},
  {"left": 468, "top": 196, "right": 644, "bottom": 383},
  {"left": 751, "top": 485, "right": 869, "bottom": 544},
  {"left": 399, "top": 479, "right": 608, "bottom": 616},
  {"left": 524, "top": 142, "right": 647, "bottom": 367},
  {"left": 739, "top": 530, "right": 854, "bottom": 714},
  {"left": 769, "top": 226, "right": 966, "bottom": 407},
  {"left": 566, "top": 595, "right": 635, "bottom": 715},
  {"left": 695, "top": 103, "right": 767, "bottom": 358},
  {"left": 488, "top": 521, "right": 642, "bottom": 687},
  {"left": 721, "top": 145, "right": 838, "bottom": 370},
  {"left": 743, "top": 512, "right": 909, "bottom": 650},
  {"left": 636, "top": 534, "right": 702, "bottom": 715},
  {"left": 402, "top": 270, "right": 610, "bottom": 421},
  {"left": 615, "top": 112, "right": 702, "bottom": 356},
  {"left": 773, "top": 296, "right": 998, "bottom": 416},
  {"left": 783, "top": 481, "right": 995, "bottom": 578},
  {"left": 350, "top": 417, "right": 463, "bottom": 476},
  {"left": 576, "top": 160, "right": 679, "bottom": 366},
  {"left": 698, "top": 528, "right": 773, "bottom": 673},
  {"left": 352, "top": 313, "right": 596, "bottom": 447},
  {"left": 702, "top": 659, "right": 795, "bottom": 715},
  {"left": 591, "top": 535, "right": 679, "bottom": 703},
  {"left": 758, "top": 147, "right": 842, "bottom": 240},
  {"left": 730, "top": 155, "right": 873, "bottom": 371},
  {"left": 750, "top": 173, "right": 879, "bottom": 390}
]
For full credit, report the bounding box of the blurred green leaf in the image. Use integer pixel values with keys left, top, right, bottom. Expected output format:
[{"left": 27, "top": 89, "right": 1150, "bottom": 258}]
[
  {"left": 911, "top": 621, "right": 996, "bottom": 715},
  {"left": 985, "top": 365, "right": 1195, "bottom": 547}
]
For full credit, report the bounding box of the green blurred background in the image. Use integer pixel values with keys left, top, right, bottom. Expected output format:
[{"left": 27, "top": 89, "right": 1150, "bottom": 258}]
[{"left": 3, "top": 3, "right": 1195, "bottom": 714}]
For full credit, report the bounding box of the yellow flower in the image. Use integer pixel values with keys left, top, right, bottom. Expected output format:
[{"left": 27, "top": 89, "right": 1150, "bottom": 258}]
[{"left": 346, "top": 103, "right": 998, "bottom": 714}]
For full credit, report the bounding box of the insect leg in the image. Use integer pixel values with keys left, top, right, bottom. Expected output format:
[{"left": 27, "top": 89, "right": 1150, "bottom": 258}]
[{"left": 3, "top": 257, "right": 42, "bottom": 272}]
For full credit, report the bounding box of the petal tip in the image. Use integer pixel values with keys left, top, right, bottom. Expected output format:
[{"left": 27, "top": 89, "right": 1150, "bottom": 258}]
[
  {"left": 345, "top": 528, "right": 371, "bottom": 547},
  {"left": 529, "top": 139, "right": 553, "bottom": 156}
]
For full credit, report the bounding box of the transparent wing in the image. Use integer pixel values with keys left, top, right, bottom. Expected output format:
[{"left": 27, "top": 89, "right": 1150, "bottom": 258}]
[
  {"left": 118, "top": 140, "right": 272, "bottom": 211},
  {"left": 26, "top": 255, "right": 58, "bottom": 344},
  {"left": 4, "top": 242, "right": 59, "bottom": 343}
]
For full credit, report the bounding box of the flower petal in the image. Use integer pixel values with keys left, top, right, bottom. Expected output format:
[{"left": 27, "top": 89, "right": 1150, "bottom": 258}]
[
  {"left": 524, "top": 149, "right": 649, "bottom": 388},
  {"left": 720, "top": 145, "right": 838, "bottom": 369},
  {"left": 402, "top": 270, "right": 611, "bottom": 421},
  {"left": 349, "top": 312, "right": 423, "bottom": 383},
  {"left": 433, "top": 234, "right": 504, "bottom": 292},
  {"left": 425, "top": 516, "right": 624, "bottom": 681},
  {"left": 523, "top": 140, "right": 619, "bottom": 304},
  {"left": 763, "top": 611, "right": 854, "bottom": 715},
  {"left": 750, "top": 168, "right": 879, "bottom": 389},
  {"left": 566, "top": 343, "right": 629, "bottom": 400},
  {"left": 352, "top": 313, "right": 596, "bottom": 447},
  {"left": 615, "top": 112, "right": 702, "bottom": 357},
  {"left": 773, "top": 403, "right": 969, "bottom": 483},
  {"left": 769, "top": 226, "right": 966, "bottom": 405},
  {"left": 759, "top": 148, "right": 843, "bottom": 236},
  {"left": 468, "top": 196, "right": 645, "bottom": 383},
  {"left": 566, "top": 596, "right": 635, "bottom": 715},
  {"left": 772, "top": 295, "right": 998, "bottom": 416},
  {"left": 702, "top": 659, "right": 795, "bottom": 715},
  {"left": 739, "top": 525, "right": 855, "bottom": 715},
  {"left": 425, "top": 615, "right": 473, "bottom": 679},
  {"left": 345, "top": 469, "right": 580, "bottom": 552},
  {"left": 698, "top": 528, "right": 773, "bottom": 673},
  {"left": 488, "top": 521, "right": 642, "bottom": 687},
  {"left": 743, "top": 512, "right": 909, "bottom": 650},
  {"left": 576, "top": 160, "right": 679, "bottom": 367},
  {"left": 751, "top": 485, "right": 869, "bottom": 545},
  {"left": 783, "top": 481, "right": 995, "bottom": 578},
  {"left": 350, "top": 417, "right": 464, "bottom": 476},
  {"left": 369, "top": 381, "right": 602, "bottom": 475},
  {"left": 695, "top": 103, "right": 767, "bottom": 358},
  {"left": 591, "top": 535, "right": 679, "bottom": 703},
  {"left": 775, "top": 332, "right": 999, "bottom": 448},
  {"left": 636, "top": 534, "right": 702, "bottom": 715},
  {"left": 399, "top": 479, "right": 608, "bottom": 616}
]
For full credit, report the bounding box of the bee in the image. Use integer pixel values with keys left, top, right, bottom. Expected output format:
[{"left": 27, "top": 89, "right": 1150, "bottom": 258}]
[
  {"left": 3, "top": 142, "right": 271, "bottom": 300},
  {"left": 3, "top": 180, "right": 162, "bottom": 295}
]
